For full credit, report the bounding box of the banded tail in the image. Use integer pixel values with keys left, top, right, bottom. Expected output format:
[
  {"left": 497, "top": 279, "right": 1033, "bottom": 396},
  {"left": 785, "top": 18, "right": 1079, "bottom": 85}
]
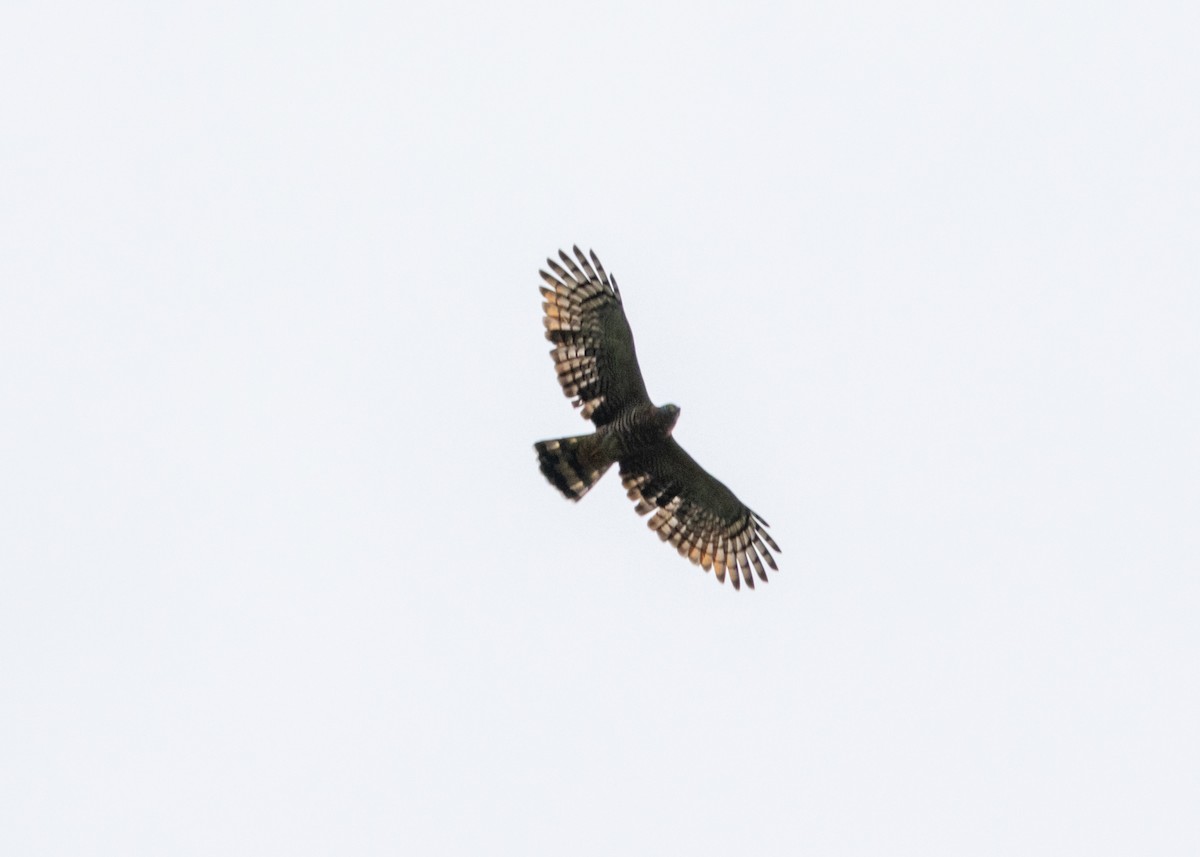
[{"left": 534, "top": 434, "right": 614, "bottom": 500}]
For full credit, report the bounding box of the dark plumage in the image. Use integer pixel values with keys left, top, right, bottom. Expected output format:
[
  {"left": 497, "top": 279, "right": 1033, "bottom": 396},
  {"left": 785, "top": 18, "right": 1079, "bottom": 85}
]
[{"left": 533, "top": 247, "right": 780, "bottom": 589}]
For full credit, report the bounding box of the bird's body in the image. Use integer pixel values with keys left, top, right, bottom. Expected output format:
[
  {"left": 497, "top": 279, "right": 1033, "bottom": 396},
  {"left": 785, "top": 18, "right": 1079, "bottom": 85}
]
[
  {"left": 534, "top": 247, "right": 779, "bottom": 589},
  {"left": 535, "top": 402, "right": 678, "bottom": 500}
]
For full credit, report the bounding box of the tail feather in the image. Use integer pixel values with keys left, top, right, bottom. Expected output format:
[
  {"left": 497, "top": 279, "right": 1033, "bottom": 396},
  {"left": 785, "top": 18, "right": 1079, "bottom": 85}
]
[{"left": 534, "top": 434, "right": 613, "bottom": 500}]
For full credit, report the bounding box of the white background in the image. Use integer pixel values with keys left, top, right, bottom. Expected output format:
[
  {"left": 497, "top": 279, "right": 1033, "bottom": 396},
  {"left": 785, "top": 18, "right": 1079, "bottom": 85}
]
[{"left": 3, "top": 2, "right": 1198, "bottom": 854}]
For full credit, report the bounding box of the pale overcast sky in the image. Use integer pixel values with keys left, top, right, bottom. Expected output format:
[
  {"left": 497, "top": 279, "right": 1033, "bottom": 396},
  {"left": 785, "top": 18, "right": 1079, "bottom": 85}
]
[{"left": 3, "top": 2, "right": 1198, "bottom": 854}]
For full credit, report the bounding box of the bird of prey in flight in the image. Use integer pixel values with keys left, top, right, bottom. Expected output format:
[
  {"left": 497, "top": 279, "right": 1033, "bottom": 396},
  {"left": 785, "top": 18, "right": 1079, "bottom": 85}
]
[{"left": 534, "top": 247, "right": 779, "bottom": 589}]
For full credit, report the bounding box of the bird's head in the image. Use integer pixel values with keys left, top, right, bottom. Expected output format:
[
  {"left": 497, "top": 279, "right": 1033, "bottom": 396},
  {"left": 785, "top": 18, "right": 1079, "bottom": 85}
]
[{"left": 659, "top": 403, "right": 681, "bottom": 433}]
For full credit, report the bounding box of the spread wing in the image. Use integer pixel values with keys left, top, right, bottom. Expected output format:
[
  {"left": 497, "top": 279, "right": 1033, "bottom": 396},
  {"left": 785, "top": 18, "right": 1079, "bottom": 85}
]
[
  {"left": 540, "top": 247, "right": 651, "bottom": 426},
  {"left": 620, "top": 439, "right": 780, "bottom": 590}
]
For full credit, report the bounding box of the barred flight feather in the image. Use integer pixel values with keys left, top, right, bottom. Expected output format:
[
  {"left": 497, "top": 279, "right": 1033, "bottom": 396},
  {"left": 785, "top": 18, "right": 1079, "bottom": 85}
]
[
  {"left": 534, "top": 434, "right": 614, "bottom": 501},
  {"left": 540, "top": 247, "right": 649, "bottom": 428},
  {"left": 619, "top": 462, "right": 780, "bottom": 590}
]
